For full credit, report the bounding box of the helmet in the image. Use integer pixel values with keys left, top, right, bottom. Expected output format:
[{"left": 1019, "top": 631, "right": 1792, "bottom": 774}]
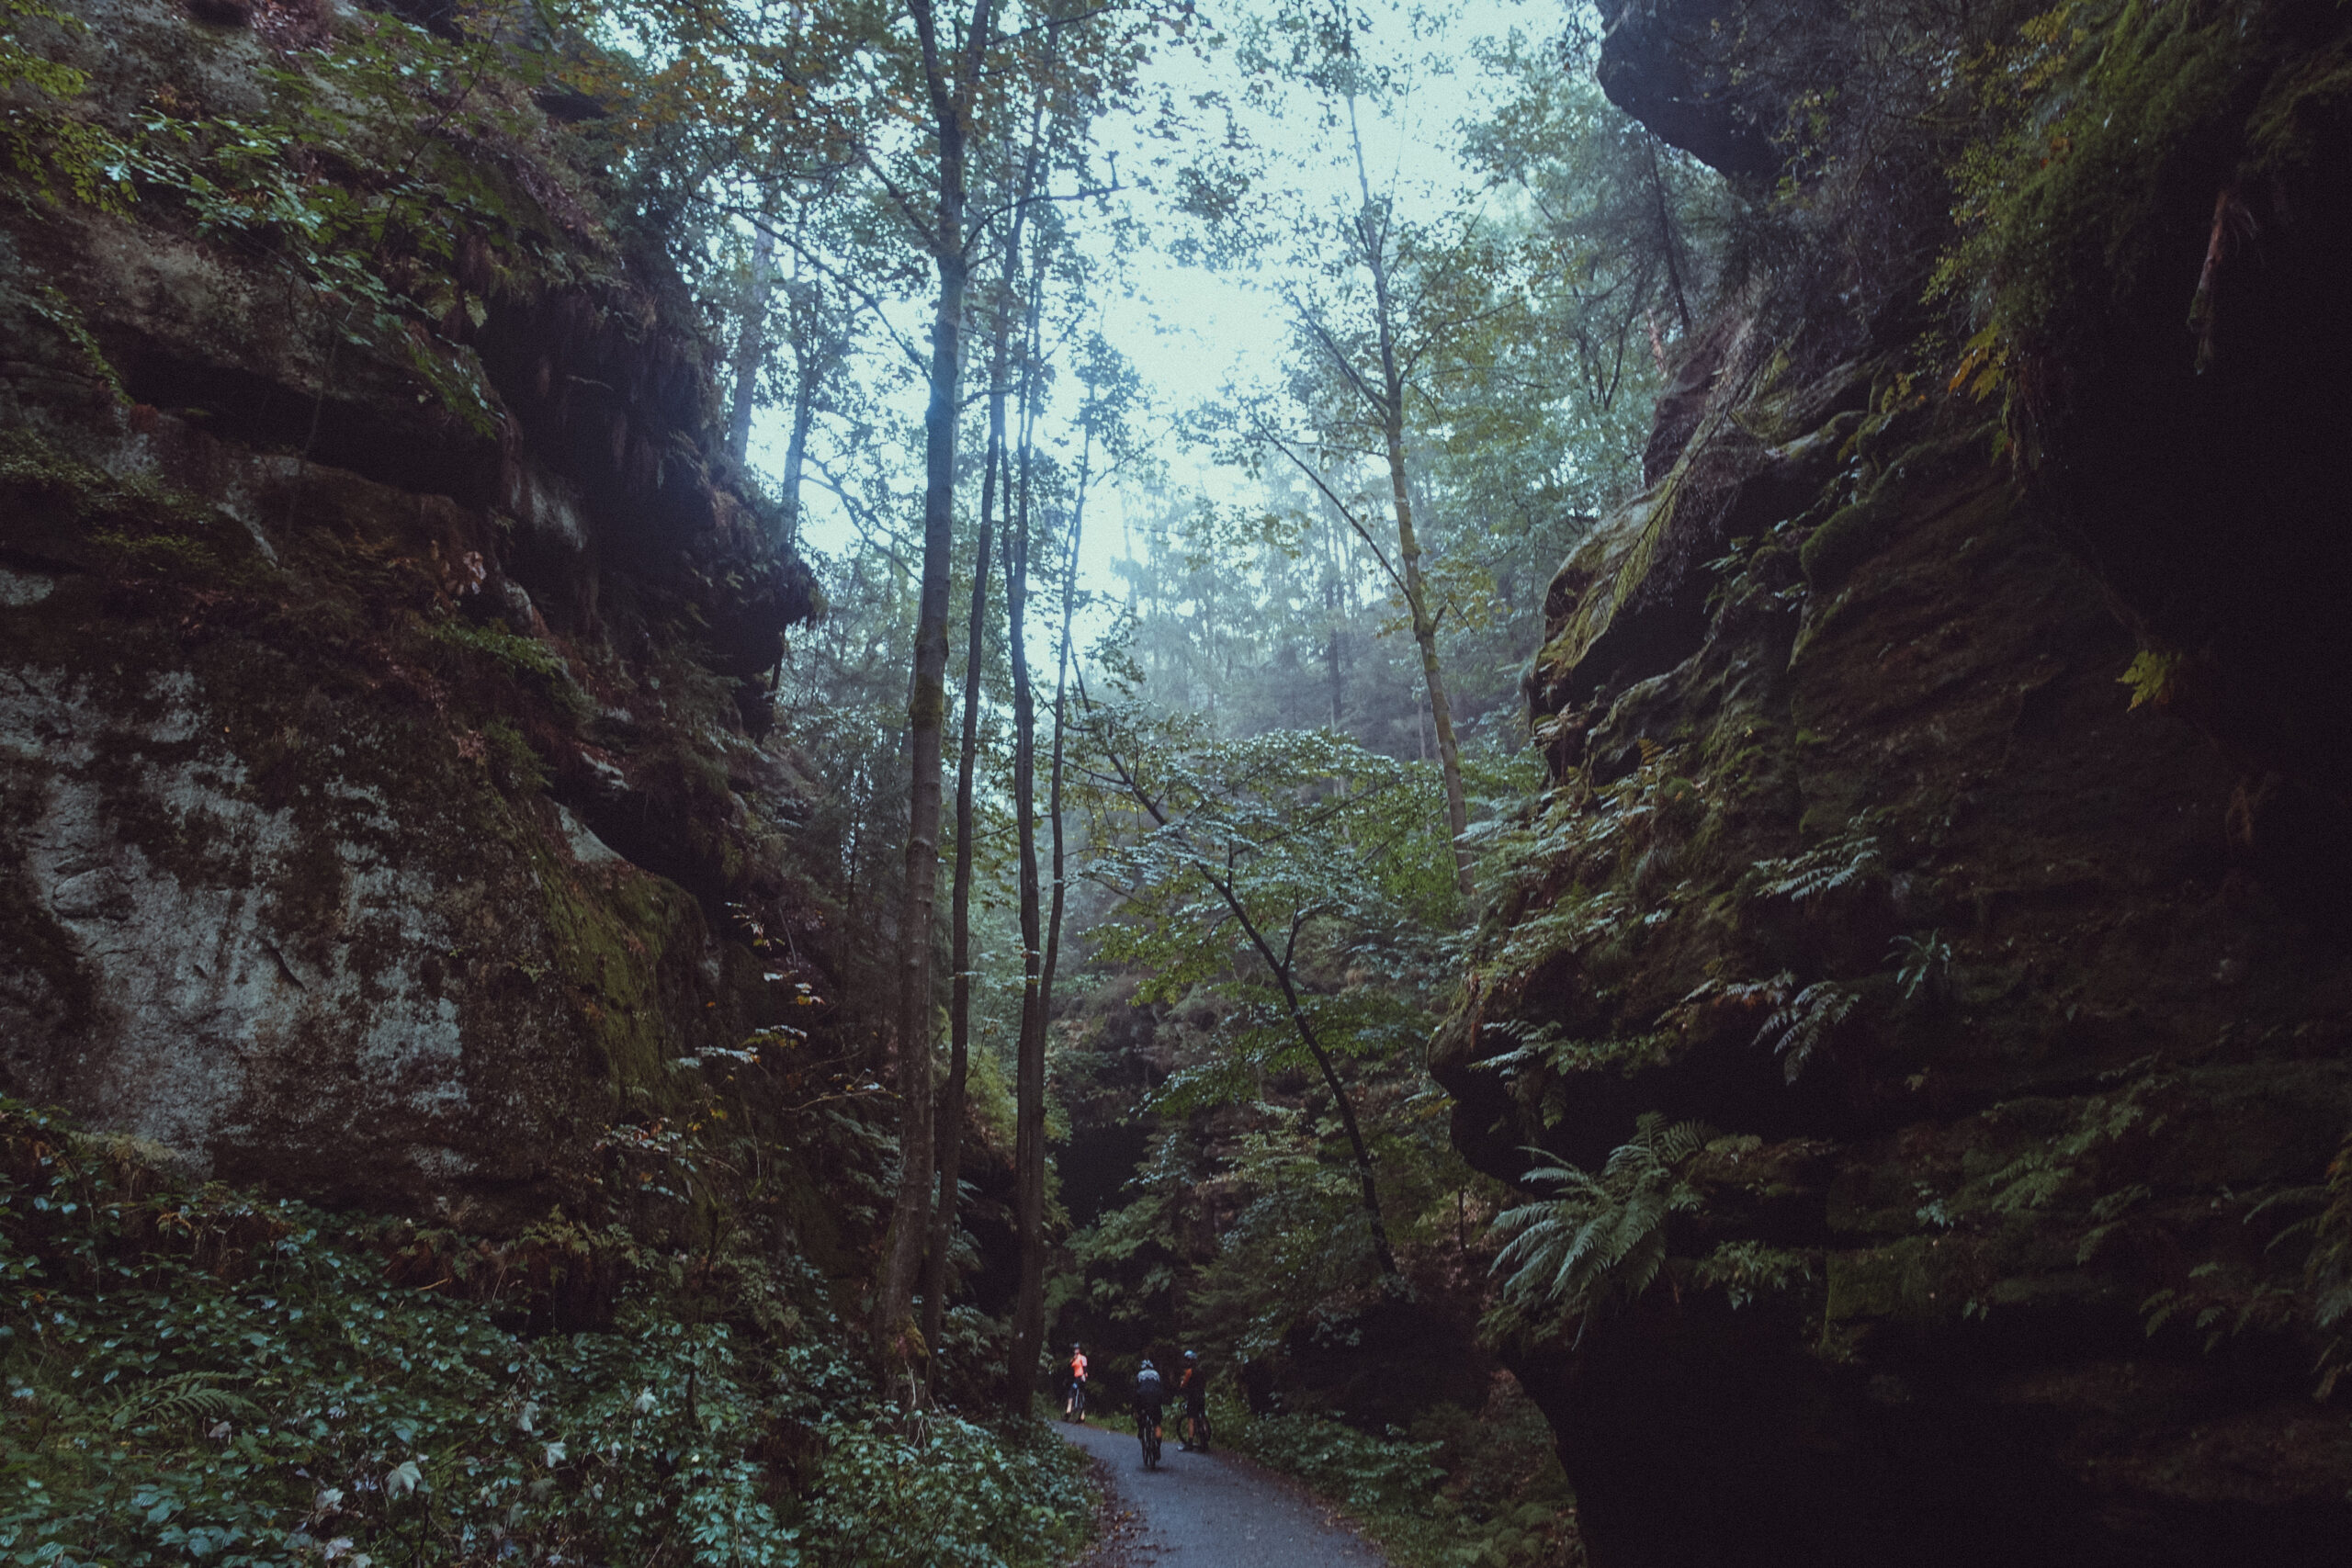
[
  {"left": 1184, "top": 1350, "right": 1198, "bottom": 1361},
  {"left": 1139, "top": 1359, "right": 1155, "bottom": 1371}
]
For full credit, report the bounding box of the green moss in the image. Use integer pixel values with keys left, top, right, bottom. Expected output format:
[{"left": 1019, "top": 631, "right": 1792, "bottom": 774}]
[
  {"left": 0, "top": 425, "right": 111, "bottom": 493},
  {"left": 1937, "top": 0, "right": 2352, "bottom": 403},
  {"left": 1824, "top": 1237, "right": 1954, "bottom": 1324},
  {"left": 1798, "top": 499, "right": 1895, "bottom": 590},
  {"left": 481, "top": 716, "right": 548, "bottom": 794},
  {"left": 424, "top": 616, "right": 566, "bottom": 681},
  {"left": 1540, "top": 472, "right": 1688, "bottom": 682},
  {"left": 85, "top": 527, "right": 244, "bottom": 589},
  {"left": 0, "top": 428, "right": 266, "bottom": 590},
  {"left": 532, "top": 843, "right": 700, "bottom": 1106}
]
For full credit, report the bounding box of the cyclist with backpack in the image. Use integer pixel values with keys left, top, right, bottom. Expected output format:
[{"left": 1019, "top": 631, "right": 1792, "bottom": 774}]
[
  {"left": 1066, "top": 1344, "right": 1090, "bottom": 1423},
  {"left": 1134, "top": 1358, "right": 1166, "bottom": 1469},
  {"left": 1178, "top": 1350, "right": 1210, "bottom": 1452}
]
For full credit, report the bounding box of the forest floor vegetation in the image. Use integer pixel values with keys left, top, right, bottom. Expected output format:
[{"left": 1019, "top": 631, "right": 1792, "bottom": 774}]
[
  {"left": 0, "top": 1101, "right": 1093, "bottom": 1568},
  {"left": 1207, "top": 1387, "right": 1584, "bottom": 1568}
]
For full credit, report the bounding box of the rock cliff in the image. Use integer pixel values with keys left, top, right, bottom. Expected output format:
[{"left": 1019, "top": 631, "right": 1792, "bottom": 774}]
[
  {"left": 1435, "top": 2, "right": 2352, "bottom": 1562},
  {"left": 0, "top": 0, "right": 820, "bottom": 1232}
]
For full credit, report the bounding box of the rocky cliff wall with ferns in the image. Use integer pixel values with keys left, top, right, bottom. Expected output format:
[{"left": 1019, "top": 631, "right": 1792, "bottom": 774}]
[
  {"left": 0, "top": 0, "right": 823, "bottom": 1232},
  {"left": 1434, "top": 2, "right": 2352, "bottom": 1562}
]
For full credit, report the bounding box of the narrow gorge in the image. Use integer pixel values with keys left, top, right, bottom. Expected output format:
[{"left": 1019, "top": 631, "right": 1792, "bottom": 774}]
[{"left": 1, "top": 0, "right": 2347, "bottom": 1563}]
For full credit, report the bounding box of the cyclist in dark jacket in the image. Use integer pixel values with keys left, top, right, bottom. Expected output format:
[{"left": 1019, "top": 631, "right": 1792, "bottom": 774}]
[
  {"left": 1134, "top": 1359, "right": 1167, "bottom": 1454},
  {"left": 1178, "top": 1350, "right": 1209, "bottom": 1451}
]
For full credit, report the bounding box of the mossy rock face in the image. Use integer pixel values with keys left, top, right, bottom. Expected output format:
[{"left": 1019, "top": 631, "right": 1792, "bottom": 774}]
[
  {"left": 0, "top": 492, "right": 755, "bottom": 1230},
  {"left": 0, "top": 4, "right": 821, "bottom": 1235},
  {"left": 1453, "top": 407, "right": 2352, "bottom": 1555},
  {"left": 1443, "top": 6, "right": 2352, "bottom": 1560},
  {"left": 1797, "top": 499, "right": 1892, "bottom": 590}
]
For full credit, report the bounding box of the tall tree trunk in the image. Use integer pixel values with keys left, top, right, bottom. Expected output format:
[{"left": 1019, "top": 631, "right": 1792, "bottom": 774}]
[
  {"left": 1349, "top": 96, "right": 1473, "bottom": 901},
  {"left": 921, "top": 279, "right": 1015, "bottom": 1361},
  {"left": 774, "top": 222, "right": 854, "bottom": 562},
  {"left": 766, "top": 264, "right": 822, "bottom": 695},
  {"left": 874, "top": 0, "right": 995, "bottom": 1379},
  {"left": 920, "top": 418, "right": 996, "bottom": 1364},
  {"left": 873, "top": 240, "right": 958, "bottom": 1368},
  {"left": 989, "top": 45, "right": 1061, "bottom": 1411},
  {"left": 1004, "top": 243, "right": 1053, "bottom": 1414},
  {"left": 1035, "top": 404, "right": 1091, "bottom": 1108},
  {"left": 777, "top": 339, "right": 818, "bottom": 555},
  {"left": 1378, "top": 325, "right": 1470, "bottom": 897},
  {"left": 726, "top": 221, "right": 775, "bottom": 468},
  {"left": 1323, "top": 573, "right": 1344, "bottom": 730}
]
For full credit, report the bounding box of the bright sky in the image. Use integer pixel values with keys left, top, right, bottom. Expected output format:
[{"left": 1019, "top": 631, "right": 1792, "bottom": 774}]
[{"left": 754, "top": 0, "right": 1557, "bottom": 601}]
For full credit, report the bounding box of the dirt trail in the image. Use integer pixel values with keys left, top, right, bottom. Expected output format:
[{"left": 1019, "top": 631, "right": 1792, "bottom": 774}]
[{"left": 1058, "top": 1417, "right": 1391, "bottom": 1568}]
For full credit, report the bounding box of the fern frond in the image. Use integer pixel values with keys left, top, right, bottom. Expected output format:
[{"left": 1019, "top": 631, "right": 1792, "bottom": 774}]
[
  {"left": 1651, "top": 1119, "right": 1716, "bottom": 1165},
  {"left": 1488, "top": 1117, "right": 1724, "bottom": 1327},
  {"left": 1617, "top": 1224, "right": 1669, "bottom": 1300},
  {"left": 1749, "top": 812, "right": 1888, "bottom": 902},
  {"left": 1754, "top": 982, "right": 1857, "bottom": 1083},
  {"left": 104, "top": 1371, "right": 258, "bottom": 1432}
]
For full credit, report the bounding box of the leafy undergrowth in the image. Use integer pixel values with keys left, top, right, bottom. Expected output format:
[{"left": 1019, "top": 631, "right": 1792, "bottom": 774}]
[
  {"left": 1213, "top": 1380, "right": 1584, "bottom": 1568},
  {"left": 0, "top": 1103, "right": 1091, "bottom": 1568}
]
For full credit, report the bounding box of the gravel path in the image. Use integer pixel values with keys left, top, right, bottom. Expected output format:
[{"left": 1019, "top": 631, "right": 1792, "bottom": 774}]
[{"left": 1057, "top": 1416, "right": 1391, "bottom": 1568}]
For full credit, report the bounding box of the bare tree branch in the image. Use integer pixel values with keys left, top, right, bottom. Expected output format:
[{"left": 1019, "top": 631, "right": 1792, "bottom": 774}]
[
  {"left": 742, "top": 210, "right": 930, "bottom": 372},
  {"left": 1252, "top": 424, "right": 1408, "bottom": 595}
]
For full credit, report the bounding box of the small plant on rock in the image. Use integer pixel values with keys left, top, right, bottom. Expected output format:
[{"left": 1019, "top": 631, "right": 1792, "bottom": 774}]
[
  {"left": 1488, "top": 1113, "right": 1718, "bottom": 1337},
  {"left": 1889, "top": 929, "right": 1954, "bottom": 1001}
]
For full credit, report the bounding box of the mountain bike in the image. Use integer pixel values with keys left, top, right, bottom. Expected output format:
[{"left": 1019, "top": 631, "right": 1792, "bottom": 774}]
[
  {"left": 1065, "top": 1380, "right": 1087, "bottom": 1423},
  {"left": 1139, "top": 1411, "right": 1162, "bottom": 1470},
  {"left": 1182, "top": 1405, "right": 1211, "bottom": 1454}
]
